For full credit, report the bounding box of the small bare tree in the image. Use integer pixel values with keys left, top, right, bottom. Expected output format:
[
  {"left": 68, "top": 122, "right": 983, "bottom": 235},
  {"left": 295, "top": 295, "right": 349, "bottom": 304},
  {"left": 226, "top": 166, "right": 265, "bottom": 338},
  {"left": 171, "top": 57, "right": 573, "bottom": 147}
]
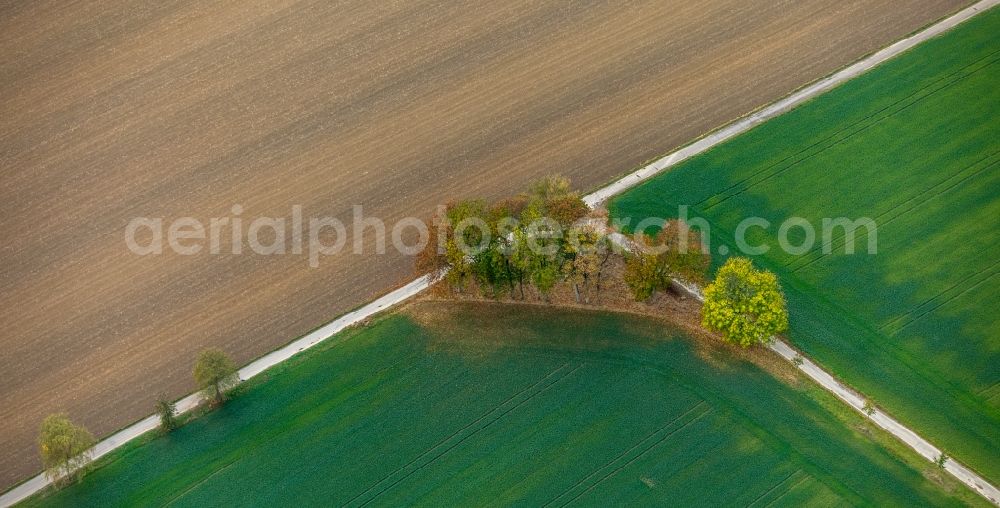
[
  {"left": 936, "top": 452, "right": 949, "bottom": 468},
  {"left": 862, "top": 400, "right": 875, "bottom": 416},
  {"left": 563, "top": 227, "right": 610, "bottom": 303}
]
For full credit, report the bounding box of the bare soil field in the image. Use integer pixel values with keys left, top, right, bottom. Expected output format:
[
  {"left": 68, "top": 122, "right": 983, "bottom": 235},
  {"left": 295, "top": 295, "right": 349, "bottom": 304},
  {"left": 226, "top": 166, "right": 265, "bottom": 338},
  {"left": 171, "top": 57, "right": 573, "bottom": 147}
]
[{"left": 0, "top": 0, "right": 967, "bottom": 489}]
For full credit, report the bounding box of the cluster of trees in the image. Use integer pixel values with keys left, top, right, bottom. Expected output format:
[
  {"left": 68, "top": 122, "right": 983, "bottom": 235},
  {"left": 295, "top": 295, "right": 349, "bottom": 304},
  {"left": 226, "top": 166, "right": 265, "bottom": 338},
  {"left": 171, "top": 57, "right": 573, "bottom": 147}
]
[
  {"left": 38, "top": 179, "right": 795, "bottom": 489},
  {"left": 416, "top": 178, "right": 792, "bottom": 352},
  {"left": 417, "top": 176, "right": 608, "bottom": 303},
  {"left": 616, "top": 223, "right": 787, "bottom": 349},
  {"left": 39, "top": 348, "right": 238, "bottom": 485},
  {"left": 623, "top": 221, "right": 711, "bottom": 301},
  {"left": 416, "top": 175, "right": 788, "bottom": 351}
]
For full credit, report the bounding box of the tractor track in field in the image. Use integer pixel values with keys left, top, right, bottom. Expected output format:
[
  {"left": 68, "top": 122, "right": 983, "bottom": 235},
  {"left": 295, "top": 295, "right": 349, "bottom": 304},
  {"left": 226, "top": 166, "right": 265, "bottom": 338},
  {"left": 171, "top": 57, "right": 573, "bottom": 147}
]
[
  {"left": 543, "top": 401, "right": 710, "bottom": 507},
  {"left": 746, "top": 470, "right": 806, "bottom": 508},
  {"left": 555, "top": 407, "right": 714, "bottom": 506},
  {"left": 346, "top": 363, "right": 582, "bottom": 507},
  {"left": 788, "top": 152, "right": 1000, "bottom": 271},
  {"left": 699, "top": 49, "right": 1000, "bottom": 212},
  {"left": 878, "top": 259, "right": 1000, "bottom": 333}
]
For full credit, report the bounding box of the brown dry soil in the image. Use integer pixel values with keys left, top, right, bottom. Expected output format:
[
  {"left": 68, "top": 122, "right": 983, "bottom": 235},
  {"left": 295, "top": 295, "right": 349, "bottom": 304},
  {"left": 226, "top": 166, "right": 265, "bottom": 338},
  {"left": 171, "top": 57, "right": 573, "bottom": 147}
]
[{"left": 0, "top": 0, "right": 968, "bottom": 489}]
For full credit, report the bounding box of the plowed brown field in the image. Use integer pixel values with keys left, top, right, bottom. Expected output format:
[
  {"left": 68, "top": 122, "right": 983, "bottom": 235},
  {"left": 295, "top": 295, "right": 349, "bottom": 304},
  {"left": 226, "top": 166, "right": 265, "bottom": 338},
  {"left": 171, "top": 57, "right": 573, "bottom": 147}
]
[{"left": 0, "top": 0, "right": 967, "bottom": 489}]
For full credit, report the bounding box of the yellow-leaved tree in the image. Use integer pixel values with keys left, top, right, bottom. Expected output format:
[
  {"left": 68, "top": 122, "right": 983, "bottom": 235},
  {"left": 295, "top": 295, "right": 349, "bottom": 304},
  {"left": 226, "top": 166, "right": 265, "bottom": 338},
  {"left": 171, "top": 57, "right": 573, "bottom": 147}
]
[
  {"left": 702, "top": 257, "right": 788, "bottom": 347},
  {"left": 39, "top": 414, "right": 95, "bottom": 486}
]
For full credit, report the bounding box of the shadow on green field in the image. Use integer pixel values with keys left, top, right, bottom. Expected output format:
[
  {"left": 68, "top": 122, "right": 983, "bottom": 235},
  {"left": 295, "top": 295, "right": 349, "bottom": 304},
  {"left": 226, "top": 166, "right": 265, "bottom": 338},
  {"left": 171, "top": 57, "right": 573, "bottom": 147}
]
[
  {"left": 608, "top": 6, "right": 1000, "bottom": 485},
  {"left": 25, "top": 303, "right": 984, "bottom": 506}
]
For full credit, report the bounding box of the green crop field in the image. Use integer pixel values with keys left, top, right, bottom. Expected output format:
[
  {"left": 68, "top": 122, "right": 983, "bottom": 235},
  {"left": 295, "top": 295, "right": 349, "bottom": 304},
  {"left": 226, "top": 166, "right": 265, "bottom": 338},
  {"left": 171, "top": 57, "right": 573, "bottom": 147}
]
[
  {"left": 26, "top": 303, "right": 981, "bottom": 506},
  {"left": 609, "top": 7, "right": 1000, "bottom": 485}
]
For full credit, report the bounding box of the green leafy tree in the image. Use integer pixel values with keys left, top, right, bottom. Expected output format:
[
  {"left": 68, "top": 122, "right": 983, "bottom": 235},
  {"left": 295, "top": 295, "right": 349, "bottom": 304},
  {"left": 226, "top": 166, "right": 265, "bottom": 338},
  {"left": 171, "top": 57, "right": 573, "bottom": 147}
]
[
  {"left": 624, "top": 220, "right": 709, "bottom": 302},
  {"left": 655, "top": 220, "right": 710, "bottom": 283},
  {"left": 494, "top": 214, "right": 526, "bottom": 299},
  {"left": 426, "top": 175, "right": 589, "bottom": 301},
  {"left": 39, "top": 414, "right": 95, "bottom": 485},
  {"left": 517, "top": 199, "right": 567, "bottom": 301},
  {"left": 193, "top": 348, "right": 239, "bottom": 405},
  {"left": 623, "top": 252, "right": 664, "bottom": 301},
  {"left": 516, "top": 219, "right": 562, "bottom": 301},
  {"left": 443, "top": 237, "right": 473, "bottom": 292},
  {"left": 470, "top": 203, "right": 527, "bottom": 298},
  {"left": 531, "top": 262, "right": 562, "bottom": 300},
  {"left": 446, "top": 199, "right": 489, "bottom": 250},
  {"left": 442, "top": 199, "right": 488, "bottom": 292},
  {"left": 701, "top": 257, "right": 789, "bottom": 347},
  {"left": 472, "top": 244, "right": 512, "bottom": 298},
  {"left": 509, "top": 228, "right": 534, "bottom": 299},
  {"left": 155, "top": 398, "right": 179, "bottom": 433}
]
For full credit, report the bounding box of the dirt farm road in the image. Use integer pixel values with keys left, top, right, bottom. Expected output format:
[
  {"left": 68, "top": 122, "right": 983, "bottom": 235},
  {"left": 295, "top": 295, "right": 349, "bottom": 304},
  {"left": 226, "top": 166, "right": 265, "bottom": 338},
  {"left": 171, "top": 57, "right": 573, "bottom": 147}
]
[{"left": 0, "top": 0, "right": 968, "bottom": 489}]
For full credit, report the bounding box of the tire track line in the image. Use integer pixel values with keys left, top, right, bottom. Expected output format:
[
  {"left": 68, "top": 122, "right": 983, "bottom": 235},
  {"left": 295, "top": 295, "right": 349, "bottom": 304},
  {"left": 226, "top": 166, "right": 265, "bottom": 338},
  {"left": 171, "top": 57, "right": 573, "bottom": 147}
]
[
  {"left": 784, "top": 150, "right": 1000, "bottom": 268},
  {"left": 789, "top": 155, "right": 1000, "bottom": 272},
  {"left": 352, "top": 363, "right": 585, "bottom": 507},
  {"left": 976, "top": 380, "right": 1000, "bottom": 397},
  {"left": 541, "top": 401, "right": 709, "bottom": 508},
  {"left": 341, "top": 362, "right": 572, "bottom": 507},
  {"left": 986, "top": 388, "right": 1000, "bottom": 404},
  {"left": 701, "top": 53, "right": 1000, "bottom": 212},
  {"left": 693, "top": 47, "right": 1000, "bottom": 208},
  {"left": 762, "top": 474, "right": 811, "bottom": 508},
  {"left": 878, "top": 259, "right": 1000, "bottom": 333},
  {"left": 162, "top": 458, "right": 240, "bottom": 507},
  {"left": 786, "top": 151, "right": 1000, "bottom": 271},
  {"left": 746, "top": 469, "right": 803, "bottom": 508},
  {"left": 557, "top": 406, "right": 713, "bottom": 507},
  {"left": 891, "top": 271, "right": 998, "bottom": 334}
]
